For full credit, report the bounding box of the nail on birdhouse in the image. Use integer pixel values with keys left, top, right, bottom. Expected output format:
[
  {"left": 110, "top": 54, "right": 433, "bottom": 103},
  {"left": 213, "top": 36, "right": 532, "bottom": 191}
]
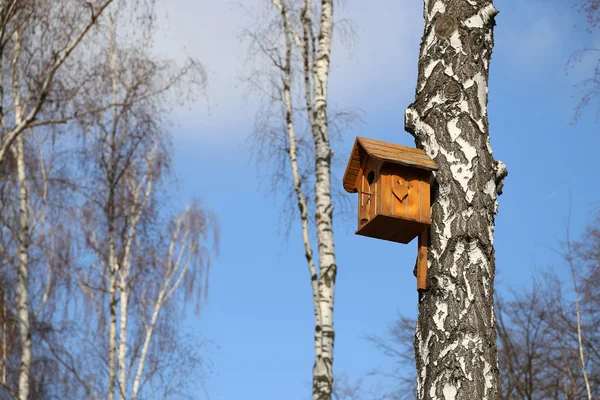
[{"left": 342, "top": 137, "right": 438, "bottom": 290}]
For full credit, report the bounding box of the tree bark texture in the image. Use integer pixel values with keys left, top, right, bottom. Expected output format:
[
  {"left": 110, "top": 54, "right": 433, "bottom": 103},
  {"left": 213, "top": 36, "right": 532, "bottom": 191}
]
[
  {"left": 404, "top": 1, "right": 506, "bottom": 399},
  {"left": 275, "top": 5, "right": 323, "bottom": 393},
  {"left": 307, "top": 2, "right": 337, "bottom": 398},
  {"left": 15, "top": 134, "right": 31, "bottom": 400},
  {"left": 107, "top": 199, "right": 118, "bottom": 400},
  {"left": 107, "top": 19, "right": 119, "bottom": 399},
  {"left": 12, "top": 27, "right": 32, "bottom": 400}
]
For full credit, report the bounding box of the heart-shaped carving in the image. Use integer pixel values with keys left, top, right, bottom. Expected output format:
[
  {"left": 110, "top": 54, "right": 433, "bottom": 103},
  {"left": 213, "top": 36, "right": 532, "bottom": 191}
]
[{"left": 393, "top": 180, "right": 409, "bottom": 202}]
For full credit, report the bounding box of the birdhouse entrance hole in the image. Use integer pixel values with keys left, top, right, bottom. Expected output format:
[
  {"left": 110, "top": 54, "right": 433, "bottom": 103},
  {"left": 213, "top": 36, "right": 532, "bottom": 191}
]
[{"left": 367, "top": 171, "right": 375, "bottom": 185}]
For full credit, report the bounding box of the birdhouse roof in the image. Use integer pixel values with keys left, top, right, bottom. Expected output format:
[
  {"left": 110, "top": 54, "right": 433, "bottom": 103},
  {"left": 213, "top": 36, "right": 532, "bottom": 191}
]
[{"left": 342, "top": 137, "right": 438, "bottom": 193}]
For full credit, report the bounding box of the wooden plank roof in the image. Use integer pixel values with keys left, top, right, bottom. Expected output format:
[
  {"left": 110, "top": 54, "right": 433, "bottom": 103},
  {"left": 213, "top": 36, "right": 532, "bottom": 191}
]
[{"left": 342, "top": 137, "right": 438, "bottom": 193}]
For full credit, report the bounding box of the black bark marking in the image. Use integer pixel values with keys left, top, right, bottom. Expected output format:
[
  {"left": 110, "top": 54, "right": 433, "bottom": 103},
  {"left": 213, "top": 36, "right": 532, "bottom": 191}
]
[
  {"left": 443, "top": 81, "right": 462, "bottom": 100},
  {"left": 435, "top": 15, "right": 458, "bottom": 38}
]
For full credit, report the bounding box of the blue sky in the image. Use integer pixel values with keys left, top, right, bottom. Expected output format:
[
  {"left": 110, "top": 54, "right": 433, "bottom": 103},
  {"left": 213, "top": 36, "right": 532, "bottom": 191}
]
[{"left": 149, "top": 0, "right": 600, "bottom": 399}]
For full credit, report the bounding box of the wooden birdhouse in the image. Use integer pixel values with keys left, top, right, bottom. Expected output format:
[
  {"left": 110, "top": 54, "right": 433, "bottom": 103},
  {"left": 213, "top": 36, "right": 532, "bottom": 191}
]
[{"left": 342, "top": 137, "right": 438, "bottom": 290}]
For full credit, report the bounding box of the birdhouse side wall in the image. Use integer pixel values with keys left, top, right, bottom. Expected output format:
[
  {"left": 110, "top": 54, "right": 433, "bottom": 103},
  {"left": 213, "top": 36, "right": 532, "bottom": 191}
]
[
  {"left": 357, "top": 156, "right": 379, "bottom": 228},
  {"left": 379, "top": 164, "right": 430, "bottom": 223}
]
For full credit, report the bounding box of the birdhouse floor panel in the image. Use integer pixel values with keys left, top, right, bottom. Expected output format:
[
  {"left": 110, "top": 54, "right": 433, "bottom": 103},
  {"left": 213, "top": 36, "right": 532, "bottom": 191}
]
[{"left": 355, "top": 214, "right": 430, "bottom": 244}]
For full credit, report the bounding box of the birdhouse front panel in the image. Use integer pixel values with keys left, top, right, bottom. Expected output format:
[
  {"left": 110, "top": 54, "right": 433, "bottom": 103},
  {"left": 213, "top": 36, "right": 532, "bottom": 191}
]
[
  {"left": 342, "top": 137, "right": 437, "bottom": 245},
  {"left": 379, "top": 164, "right": 430, "bottom": 223}
]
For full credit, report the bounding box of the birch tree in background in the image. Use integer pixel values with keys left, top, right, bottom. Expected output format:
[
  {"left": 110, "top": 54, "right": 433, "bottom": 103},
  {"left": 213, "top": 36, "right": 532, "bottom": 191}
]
[
  {"left": 0, "top": 1, "right": 117, "bottom": 396},
  {"left": 7, "top": 26, "right": 69, "bottom": 400},
  {"left": 0, "top": 2, "right": 140, "bottom": 395},
  {"left": 245, "top": 0, "right": 341, "bottom": 398},
  {"left": 0, "top": 128, "right": 71, "bottom": 400},
  {"left": 404, "top": 1, "right": 506, "bottom": 398},
  {"left": 67, "top": 10, "right": 215, "bottom": 399},
  {"left": 0, "top": 2, "right": 216, "bottom": 398}
]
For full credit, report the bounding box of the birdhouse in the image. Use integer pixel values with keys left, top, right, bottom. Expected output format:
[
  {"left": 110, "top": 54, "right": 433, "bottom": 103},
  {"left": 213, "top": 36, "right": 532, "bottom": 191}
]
[{"left": 342, "top": 137, "right": 438, "bottom": 290}]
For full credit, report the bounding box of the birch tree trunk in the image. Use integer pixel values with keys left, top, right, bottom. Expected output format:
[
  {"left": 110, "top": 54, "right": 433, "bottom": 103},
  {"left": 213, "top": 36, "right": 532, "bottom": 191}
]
[
  {"left": 117, "top": 275, "right": 128, "bottom": 400},
  {"left": 252, "top": 1, "right": 338, "bottom": 397},
  {"left": 118, "top": 162, "right": 154, "bottom": 400},
  {"left": 130, "top": 205, "right": 204, "bottom": 400},
  {"left": 107, "top": 17, "right": 119, "bottom": 399},
  {"left": 404, "top": 2, "right": 506, "bottom": 399},
  {"left": 274, "top": 2, "right": 323, "bottom": 396},
  {"left": 1, "top": 292, "right": 6, "bottom": 386},
  {"left": 15, "top": 134, "right": 31, "bottom": 400},
  {"left": 273, "top": 0, "right": 322, "bottom": 372},
  {"left": 309, "top": 2, "right": 337, "bottom": 398},
  {"left": 11, "top": 27, "right": 32, "bottom": 400},
  {"left": 107, "top": 196, "right": 118, "bottom": 400}
]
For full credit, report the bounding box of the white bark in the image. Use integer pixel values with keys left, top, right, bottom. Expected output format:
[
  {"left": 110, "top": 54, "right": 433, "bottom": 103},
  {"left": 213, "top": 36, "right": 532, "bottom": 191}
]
[
  {"left": 107, "top": 15, "right": 119, "bottom": 399},
  {"left": 405, "top": 1, "right": 504, "bottom": 399},
  {"left": 267, "top": 1, "right": 338, "bottom": 398},
  {"left": 11, "top": 27, "right": 32, "bottom": 400},
  {"left": 272, "top": 0, "right": 323, "bottom": 376},
  {"left": 117, "top": 157, "right": 155, "bottom": 400},
  {"left": 309, "top": 2, "right": 337, "bottom": 399},
  {"left": 108, "top": 222, "right": 118, "bottom": 400},
  {"left": 15, "top": 134, "right": 31, "bottom": 400},
  {"left": 15, "top": 137, "right": 31, "bottom": 400},
  {"left": 32, "top": 137, "right": 50, "bottom": 321},
  {"left": 117, "top": 236, "right": 130, "bottom": 400},
  {"left": 565, "top": 234, "right": 593, "bottom": 400},
  {"left": 1, "top": 292, "right": 6, "bottom": 386},
  {"left": 575, "top": 288, "right": 593, "bottom": 400},
  {"left": 130, "top": 208, "right": 197, "bottom": 400}
]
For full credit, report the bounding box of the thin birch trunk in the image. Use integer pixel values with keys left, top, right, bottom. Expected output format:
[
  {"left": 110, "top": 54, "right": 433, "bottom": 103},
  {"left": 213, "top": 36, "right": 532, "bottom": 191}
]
[
  {"left": 1, "top": 292, "right": 6, "bottom": 386},
  {"left": 131, "top": 286, "right": 164, "bottom": 400},
  {"left": 270, "top": 1, "right": 337, "bottom": 397},
  {"left": 107, "top": 212, "right": 118, "bottom": 400},
  {"left": 405, "top": 2, "right": 506, "bottom": 399},
  {"left": 106, "top": 112, "right": 118, "bottom": 400},
  {"left": 117, "top": 270, "right": 128, "bottom": 400},
  {"left": 131, "top": 212, "right": 193, "bottom": 400},
  {"left": 118, "top": 168, "right": 154, "bottom": 400},
  {"left": 261, "top": 1, "right": 337, "bottom": 397},
  {"left": 309, "top": 2, "right": 337, "bottom": 398},
  {"left": 274, "top": 0, "right": 322, "bottom": 377},
  {"left": 107, "top": 15, "right": 119, "bottom": 400},
  {"left": 11, "top": 27, "right": 32, "bottom": 400},
  {"left": 565, "top": 235, "right": 593, "bottom": 400},
  {"left": 573, "top": 284, "right": 592, "bottom": 400},
  {"left": 115, "top": 18, "right": 128, "bottom": 400},
  {"left": 15, "top": 133, "right": 30, "bottom": 400}
]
